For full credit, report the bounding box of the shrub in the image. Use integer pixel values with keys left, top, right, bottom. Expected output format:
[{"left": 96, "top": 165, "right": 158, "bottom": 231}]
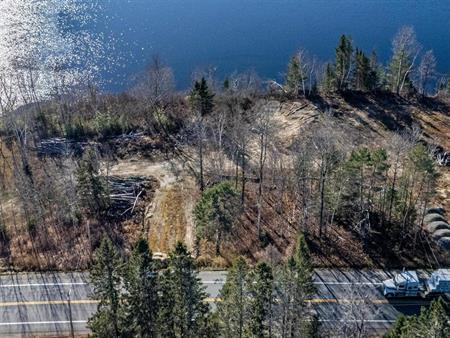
[
  {"left": 94, "top": 111, "right": 130, "bottom": 139},
  {"left": 64, "top": 119, "right": 95, "bottom": 141}
]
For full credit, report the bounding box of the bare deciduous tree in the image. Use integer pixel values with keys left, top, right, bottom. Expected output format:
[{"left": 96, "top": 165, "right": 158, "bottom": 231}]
[
  {"left": 131, "top": 56, "right": 175, "bottom": 106},
  {"left": 416, "top": 49, "right": 437, "bottom": 96},
  {"left": 390, "top": 26, "right": 421, "bottom": 95},
  {"left": 253, "top": 101, "right": 278, "bottom": 237}
]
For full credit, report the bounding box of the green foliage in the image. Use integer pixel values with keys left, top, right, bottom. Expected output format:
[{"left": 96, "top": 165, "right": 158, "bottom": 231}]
[
  {"left": 153, "top": 107, "right": 175, "bottom": 132},
  {"left": 275, "top": 233, "right": 316, "bottom": 337},
  {"left": 353, "top": 49, "right": 378, "bottom": 91},
  {"left": 64, "top": 112, "right": 130, "bottom": 141},
  {"left": 247, "top": 262, "right": 274, "bottom": 338},
  {"left": 94, "top": 111, "right": 129, "bottom": 139},
  {"left": 217, "top": 257, "right": 249, "bottom": 338},
  {"left": 64, "top": 118, "right": 96, "bottom": 141},
  {"left": 385, "top": 298, "right": 449, "bottom": 338},
  {"left": 76, "top": 148, "right": 110, "bottom": 218},
  {"left": 158, "top": 242, "right": 211, "bottom": 338},
  {"left": 342, "top": 147, "right": 390, "bottom": 221},
  {"left": 190, "top": 77, "right": 215, "bottom": 117},
  {"left": 88, "top": 239, "right": 216, "bottom": 338},
  {"left": 285, "top": 55, "right": 304, "bottom": 96},
  {"left": 88, "top": 237, "right": 124, "bottom": 338},
  {"left": 123, "top": 238, "right": 159, "bottom": 338},
  {"left": 335, "top": 35, "right": 353, "bottom": 90},
  {"left": 194, "top": 181, "right": 241, "bottom": 256},
  {"left": 34, "top": 109, "right": 61, "bottom": 139},
  {"left": 322, "top": 63, "right": 336, "bottom": 93}
]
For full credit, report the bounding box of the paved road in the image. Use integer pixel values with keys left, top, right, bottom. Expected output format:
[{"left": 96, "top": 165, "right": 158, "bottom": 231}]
[{"left": 0, "top": 269, "right": 437, "bottom": 337}]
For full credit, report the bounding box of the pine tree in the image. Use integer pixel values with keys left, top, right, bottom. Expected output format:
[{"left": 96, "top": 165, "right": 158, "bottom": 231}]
[
  {"left": 247, "top": 262, "right": 274, "bottom": 338},
  {"left": 385, "top": 298, "right": 449, "bottom": 338},
  {"left": 158, "top": 242, "right": 211, "bottom": 338},
  {"left": 123, "top": 238, "right": 159, "bottom": 338},
  {"left": 335, "top": 35, "right": 353, "bottom": 90},
  {"left": 217, "top": 257, "right": 249, "bottom": 338},
  {"left": 418, "top": 297, "right": 449, "bottom": 337},
  {"left": 190, "top": 77, "right": 215, "bottom": 192},
  {"left": 273, "top": 233, "right": 316, "bottom": 338},
  {"left": 353, "top": 49, "right": 372, "bottom": 91},
  {"left": 190, "top": 77, "right": 215, "bottom": 118},
  {"left": 194, "top": 181, "right": 240, "bottom": 256},
  {"left": 88, "top": 237, "right": 124, "bottom": 338},
  {"left": 76, "top": 147, "right": 109, "bottom": 218},
  {"left": 285, "top": 55, "right": 302, "bottom": 96},
  {"left": 322, "top": 63, "right": 336, "bottom": 93}
]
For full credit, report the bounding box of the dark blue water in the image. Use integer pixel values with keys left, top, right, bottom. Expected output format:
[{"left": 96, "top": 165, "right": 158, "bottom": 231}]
[{"left": 94, "top": 0, "right": 450, "bottom": 91}]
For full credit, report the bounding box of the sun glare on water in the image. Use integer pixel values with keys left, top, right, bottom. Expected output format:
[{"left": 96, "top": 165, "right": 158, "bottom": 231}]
[{"left": 0, "top": 0, "right": 104, "bottom": 112}]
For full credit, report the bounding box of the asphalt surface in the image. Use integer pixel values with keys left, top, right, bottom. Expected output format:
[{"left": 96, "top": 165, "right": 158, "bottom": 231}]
[{"left": 0, "top": 269, "right": 439, "bottom": 337}]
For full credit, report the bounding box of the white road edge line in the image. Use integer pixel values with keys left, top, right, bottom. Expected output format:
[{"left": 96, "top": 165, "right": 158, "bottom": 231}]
[{"left": 0, "top": 320, "right": 87, "bottom": 326}]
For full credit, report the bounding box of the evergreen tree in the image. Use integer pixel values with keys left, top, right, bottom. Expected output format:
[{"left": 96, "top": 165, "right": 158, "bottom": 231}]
[
  {"left": 385, "top": 298, "right": 450, "bottom": 338},
  {"left": 88, "top": 237, "right": 124, "bottom": 338},
  {"left": 285, "top": 55, "right": 302, "bottom": 96},
  {"left": 369, "top": 50, "right": 384, "bottom": 90},
  {"left": 217, "top": 257, "right": 249, "bottom": 338},
  {"left": 353, "top": 49, "right": 372, "bottom": 91},
  {"left": 335, "top": 35, "right": 353, "bottom": 90},
  {"left": 322, "top": 63, "right": 336, "bottom": 93},
  {"left": 189, "top": 77, "right": 215, "bottom": 192},
  {"left": 76, "top": 147, "right": 109, "bottom": 218},
  {"left": 194, "top": 181, "right": 241, "bottom": 256},
  {"left": 123, "top": 238, "right": 159, "bottom": 338},
  {"left": 385, "top": 315, "right": 411, "bottom": 338},
  {"left": 158, "top": 242, "right": 211, "bottom": 338},
  {"left": 247, "top": 262, "right": 274, "bottom": 338},
  {"left": 274, "top": 234, "right": 318, "bottom": 337},
  {"left": 418, "top": 297, "right": 449, "bottom": 337},
  {"left": 190, "top": 77, "right": 215, "bottom": 118}
]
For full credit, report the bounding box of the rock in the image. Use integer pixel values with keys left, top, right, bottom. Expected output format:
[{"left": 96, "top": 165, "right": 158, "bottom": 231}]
[
  {"left": 427, "top": 221, "right": 450, "bottom": 233},
  {"left": 424, "top": 213, "right": 447, "bottom": 225},
  {"left": 432, "top": 229, "right": 450, "bottom": 240},
  {"left": 437, "top": 237, "right": 450, "bottom": 250}
]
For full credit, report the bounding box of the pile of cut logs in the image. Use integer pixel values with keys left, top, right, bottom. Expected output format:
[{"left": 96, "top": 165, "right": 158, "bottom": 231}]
[
  {"left": 36, "top": 138, "right": 86, "bottom": 157},
  {"left": 107, "top": 176, "right": 152, "bottom": 217}
]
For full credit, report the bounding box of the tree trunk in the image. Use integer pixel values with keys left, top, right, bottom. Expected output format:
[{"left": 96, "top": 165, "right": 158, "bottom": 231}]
[{"left": 199, "top": 119, "right": 205, "bottom": 192}]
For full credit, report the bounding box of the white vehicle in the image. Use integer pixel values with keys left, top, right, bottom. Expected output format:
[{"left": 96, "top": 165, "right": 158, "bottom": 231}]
[{"left": 383, "top": 269, "right": 450, "bottom": 298}]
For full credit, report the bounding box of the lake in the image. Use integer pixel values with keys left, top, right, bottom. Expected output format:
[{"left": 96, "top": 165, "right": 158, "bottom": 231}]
[{"left": 57, "top": 0, "right": 450, "bottom": 91}]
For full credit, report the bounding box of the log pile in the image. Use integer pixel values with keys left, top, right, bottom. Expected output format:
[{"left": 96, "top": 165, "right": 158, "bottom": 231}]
[
  {"left": 107, "top": 176, "right": 152, "bottom": 217},
  {"left": 36, "top": 138, "right": 86, "bottom": 157}
]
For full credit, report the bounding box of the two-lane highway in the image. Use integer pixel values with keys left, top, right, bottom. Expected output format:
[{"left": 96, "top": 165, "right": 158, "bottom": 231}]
[{"left": 0, "top": 270, "right": 435, "bottom": 337}]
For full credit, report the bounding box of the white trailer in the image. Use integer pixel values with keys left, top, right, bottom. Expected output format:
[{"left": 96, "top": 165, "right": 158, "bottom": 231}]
[{"left": 383, "top": 269, "right": 450, "bottom": 298}]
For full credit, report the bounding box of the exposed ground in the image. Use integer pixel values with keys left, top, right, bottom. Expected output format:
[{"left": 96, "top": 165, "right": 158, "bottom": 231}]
[
  {"left": 105, "top": 157, "right": 197, "bottom": 253},
  {"left": 1, "top": 94, "right": 450, "bottom": 270}
]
